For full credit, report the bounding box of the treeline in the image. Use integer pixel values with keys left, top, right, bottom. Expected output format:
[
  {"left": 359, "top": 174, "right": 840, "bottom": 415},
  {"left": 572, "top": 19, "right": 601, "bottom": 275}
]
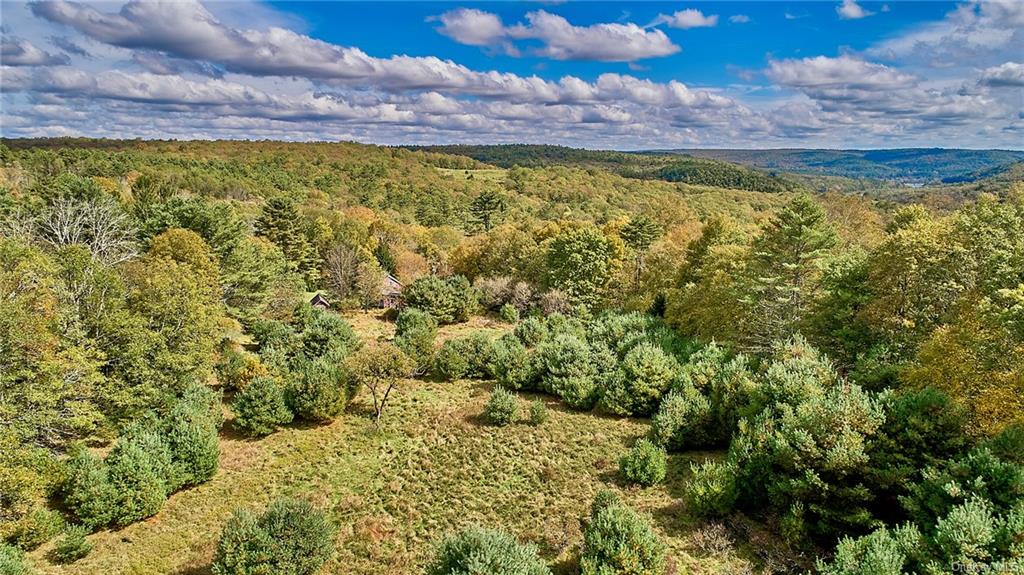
[{"left": 655, "top": 157, "right": 803, "bottom": 193}]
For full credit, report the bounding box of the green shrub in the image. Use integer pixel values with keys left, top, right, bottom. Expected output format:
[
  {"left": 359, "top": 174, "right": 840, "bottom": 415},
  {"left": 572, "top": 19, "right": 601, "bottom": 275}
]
[
  {"left": 619, "top": 439, "right": 667, "bottom": 487},
  {"left": 426, "top": 525, "right": 550, "bottom": 575},
  {"left": 528, "top": 400, "right": 548, "bottom": 426},
  {"left": 299, "top": 309, "right": 359, "bottom": 360},
  {"left": 487, "top": 335, "right": 536, "bottom": 390},
  {"left": 931, "top": 497, "right": 999, "bottom": 568},
  {"left": 499, "top": 303, "right": 519, "bottom": 323},
  {"left": 8, "top": 507, "right": 63, "bottom": 551},
  {"left": 513, "top": 317, "right": 548, "bottom": 347},
  {"left": 232, "top": 376, "right": 294, "bottom": 436},
  {"left": 580, "top": 500, "right": 666, "bottom": 575},
  {"left": 215, "top": 347, "right": 268, "bottom": 391},
  {"left": 212, "top": 498, "right": 335, "bottom": 575},
  {"left": 0, "top": 544, "right": 30, "bottom": 575},
  {"left": 403, "top": 275, "right": 477, "bottom": 324},
  {"left": 867, "top": 387, "right": 972, "bottom": 518},
  {"left": 590, "top": 489, "right": 620, "bottom": 518},
  {"left": 684, "top": 460, "right": 738, "bottom": 518},
  {"left": 286, "top": 360, "right": 351, "bottom": 422},
  {"left": 730, "top": 383, "right": 886, "bottom": 542},
  {"left": 485, "top": 387, "right": 518, "bottom": 426},
  {"left": 433, "top": 339, "right": 470, "bottom": 381},
  {"left": 534, "top": 334, "right": 608, "bottom": 410},
  {"left": 434, "top": 334, "right": 492, "bottom": 381},
  {"left": 649, "top": 387, "right": 711, "bottom": 451},
  {"left": 667, "top": 344, "right": 756, "bottom": 448},
  {"left": 985, "top": 424, "right": 1024, "bottom": 465},
  {"left": 61, "top": 448, "right": 116, "bottom": 530},
  {"left": 902, "top": 448, "right": 1024, "bottom": 536},
  {"left": 600, "top": 343, "right": 679, "bottom": 416},
  {"left": 52, "top": 525, "right": 92, "bottom": 564},
  {"left": 394, "top": 308, "right": 437, "bottom": 374},
  {"left": 817, "top": 524, "right": 924, "bottom": 575},
  {"left": 165, "top": 392, "right": 221, "bottom": 489},
  {"left": 250, "top": 318, "right": 298, "bottom": 351},
  {"left": 106, "top": 437, "right": 170, "bottom": 527}
]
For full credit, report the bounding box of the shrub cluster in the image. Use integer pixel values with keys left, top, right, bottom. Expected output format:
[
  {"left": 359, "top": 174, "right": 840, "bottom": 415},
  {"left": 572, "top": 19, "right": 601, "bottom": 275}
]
[
  {"left": 61, "top": 386, "right": 222, "bottom": 530},
  {"left": 212, "top": 498, "right": 335, "bottom": 575},
  {"left": 242, "top": 305, "right": 363, "bottom": 433},
  {"left": 619, "top": 439, "right": 667, "bottom": 487},
  {"left": 52, "top": 525, "right": 92, "bottom": 564},
  {"left": 432, "top": 312, "right": 697, "bottom": 419},
  {"left": 485, "top": 387, "right": 518, "bottom": 426},
  {"left": 394, "top": 308, "right": 438, "bottom": 374},
  {"left": 434, "top": 333, "right": 493, "bottom": 380},
  {"left": 580, "top": 492, "right": 666, "bottom": 575},
  {"left": 427, "top": 525, "right": 550, "bottom": 575},
  {"left": 403, "top": 275, "right": 478, "bottom": 324},
  {"left": 231, "top": 376, "right": 293, "bottom": 436}
]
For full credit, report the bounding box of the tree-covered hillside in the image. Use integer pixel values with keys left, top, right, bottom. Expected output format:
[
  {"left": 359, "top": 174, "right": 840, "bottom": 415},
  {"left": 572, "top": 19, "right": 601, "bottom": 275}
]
[
  {"left": 1, "top": 138, "right": 1022, "bottom": 575},
  {"left": 666, "top": 147, "right": 1024, "bottom": 183}
]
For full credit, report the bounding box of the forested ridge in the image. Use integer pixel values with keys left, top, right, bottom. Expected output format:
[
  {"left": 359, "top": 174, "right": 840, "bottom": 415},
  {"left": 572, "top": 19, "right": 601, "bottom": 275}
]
[{"left": 1, "top": 138, "right": 1022, "bottom": 575}]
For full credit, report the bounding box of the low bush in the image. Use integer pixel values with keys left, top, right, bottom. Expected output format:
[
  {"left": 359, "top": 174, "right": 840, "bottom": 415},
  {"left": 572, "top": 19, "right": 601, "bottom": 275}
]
[
  {"left": 403, "top": 275, "right": 478, "bottom": 324},
  {"left": 499, "top": 303, "right": 519, "bottom": 323},
  {"left": 286, "top": 360, "right": 352, "bottom": 421},
  {"left": 684, "top": 460, "right": 738, "bottom": 518},
  {"left": 394, "top": 308, "right": 437, "bottom": 374},
  {"left": 590, "top": 489, "right": 620, "bottom": 518},
  {"left": 426, "top": 525, "right": 550, "bottom": 575},
  {"left": 52, "top": 524, "right": 92, "bottom": 564},
  {"left": 61, "top": 448, "right": 116, "bottom": 530},
  {"left": 8, "top": 507, "right": 63, "bottom": 551},
  {"left": 534, "top": 334, "right": 609, "bottom": 410},
  {"left": 299, "top": 309, "right": 359, "bottom": 361},
  {"left": 580, "top": 497, "right": 666, "bottom": 575},
  {"left": 619, "top": 439, "right": 667, "bottom": 487},
  {"left": 212, "top": 498, "right": 335, "bottom": 575},
  {"left": 105, "top": 433, "right": 171, "bottom": 527},
  {"left": 487, "top": 335, "right": 535, "bottom": 390},
  {"left": 164, "top": 387, "right": 221, "bottom": 489},
  {"left": 600, "top": 343, "right": 680, "bottom": 416},
  {"left": 528, "top": 400, "right": 548, "bottom": 426},
  {"left": 513, "top": 317, "right": 548, "bottom": 347},
  {"left": 485, "top": 387, "right": 518, "bottom": 426},
  {"left": 817, "top": 524, "right": 924, "bottom": 575},
  {"left": 433, "top": 339, "right": 470, "bottom": 381},
  {"left": 215, "top": 347, "right": 268, "bottom": 391},
  {"left": 232, "top": 376, "right": 294, "bottom": 436},
  {"left": 0, "top": 544, "right": 30, "bottom": 575},
  {"left": 434, "top": 334, "right": 493, "bottom": 381},
  {"left": 649, "top": 387, "right": 711, "bottom": 451}
]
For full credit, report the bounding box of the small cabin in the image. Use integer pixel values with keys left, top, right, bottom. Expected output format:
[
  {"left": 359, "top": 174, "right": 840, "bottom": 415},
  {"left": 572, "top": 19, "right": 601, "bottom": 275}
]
[
  {"left": 309, "top": 293, "right": 330, "bottom": 310},
  {"left": 381, "top": 274, "right": 403, "bottom": 308}
]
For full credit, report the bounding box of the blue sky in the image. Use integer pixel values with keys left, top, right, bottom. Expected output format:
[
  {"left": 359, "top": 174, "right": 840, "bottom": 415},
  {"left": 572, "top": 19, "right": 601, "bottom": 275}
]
[{"left": 1, "top": 0, "right": 1022, "bottom": 148}]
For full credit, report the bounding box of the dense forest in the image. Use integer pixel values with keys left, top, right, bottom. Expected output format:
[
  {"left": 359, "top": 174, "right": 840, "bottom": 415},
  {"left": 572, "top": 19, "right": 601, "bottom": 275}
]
[
  {"left": 1, "top": 139, "right": 1022, "bottom": 575},
  {"left": 667, "top": 148, "right": 1024, "bottom": 184}
]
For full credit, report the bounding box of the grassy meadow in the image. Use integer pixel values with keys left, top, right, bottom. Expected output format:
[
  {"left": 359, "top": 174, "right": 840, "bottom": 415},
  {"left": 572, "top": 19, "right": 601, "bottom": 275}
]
[{"left": 26, "top": 312, "right": 765, "bottom": 575}]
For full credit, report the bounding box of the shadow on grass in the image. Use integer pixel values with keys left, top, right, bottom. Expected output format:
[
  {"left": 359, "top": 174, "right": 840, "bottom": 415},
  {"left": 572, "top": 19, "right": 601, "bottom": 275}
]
[{"left": 175, "top": 563, "right": 213, "bottom": 575}]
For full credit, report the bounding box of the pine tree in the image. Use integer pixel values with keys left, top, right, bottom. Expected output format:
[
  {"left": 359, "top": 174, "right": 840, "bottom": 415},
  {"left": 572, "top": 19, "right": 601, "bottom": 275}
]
[
  {"left": 254, "top": 197, "right": 318, "bottom": 287},
  {"left": 740, "top": 194, "right": 837, "bottom": 352},
  {"left": 469, "top": 189, "right": 507, "bottom": 233},
  {"left": 619, "top": 215, "right": 661, "bottom": 285}
]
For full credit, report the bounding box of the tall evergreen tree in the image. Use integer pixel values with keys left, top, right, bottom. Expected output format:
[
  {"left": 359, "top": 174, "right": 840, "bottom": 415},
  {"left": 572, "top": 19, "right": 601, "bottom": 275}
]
[
  {"left": 619, "top": 215, "right": 662, "bottom": 285},
  {"left": 469, "top": 189, "right": 507, "bottom": 233},
  {"left": 740, "top": 194, "right": 838, "bottom": 352},
  {"left": 254, "top": 197, "right": 318, "bottom": 287}
]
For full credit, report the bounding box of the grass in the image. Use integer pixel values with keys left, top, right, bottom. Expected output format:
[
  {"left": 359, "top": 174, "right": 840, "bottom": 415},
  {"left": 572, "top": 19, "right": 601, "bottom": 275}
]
[{"left": 28, "top": 312, "right": 760, "bottom": 575}]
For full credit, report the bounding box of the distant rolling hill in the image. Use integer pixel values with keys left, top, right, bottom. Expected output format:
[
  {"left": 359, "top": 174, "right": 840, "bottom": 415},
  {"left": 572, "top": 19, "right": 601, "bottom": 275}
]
[{"left": 658, "top": 148, "right": 1024, "bottom": 184}]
